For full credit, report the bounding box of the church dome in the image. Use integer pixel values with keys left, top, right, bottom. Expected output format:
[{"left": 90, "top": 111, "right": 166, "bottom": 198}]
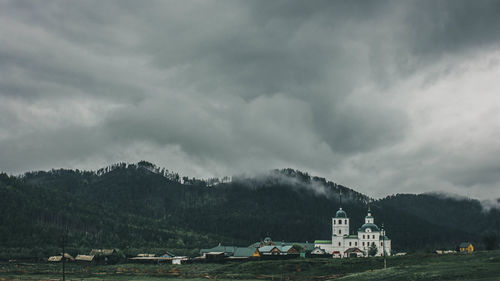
[
  {"left": 335, "top": 208, "right": 347, "bottom": 218},
  {"left": 359, "top": 223, "right": 379, "bottom": 232}
]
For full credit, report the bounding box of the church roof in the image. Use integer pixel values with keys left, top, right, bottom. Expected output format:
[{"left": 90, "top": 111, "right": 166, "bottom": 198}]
[
  {"left": 359, "top": 223, "right": 380, "bottom": 232},
  {"left": 335, "top": 208, "right": 347, "bottom": 218}
]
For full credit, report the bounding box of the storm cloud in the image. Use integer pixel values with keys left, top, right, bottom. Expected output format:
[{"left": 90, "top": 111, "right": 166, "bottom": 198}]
[{"left": 1, "top": 0, "right": 500, "bottom": 199}]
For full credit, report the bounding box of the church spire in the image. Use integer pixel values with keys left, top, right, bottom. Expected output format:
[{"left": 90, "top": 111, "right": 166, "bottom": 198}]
[
  {"left": 335, "top": 189, "right": 347, "bottom": 218},
  {"left": 365, "top": 203, "right": 374, "bottom": 224}
]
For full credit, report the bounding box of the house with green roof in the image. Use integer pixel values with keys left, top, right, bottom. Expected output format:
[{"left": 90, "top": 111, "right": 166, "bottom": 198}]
[
  {"left": 200, "top": 244, "right": 237, "bottom": 256},
  {"left": 250, "top": 237, "right": 314, "bottom": 256},
  {"left": 257, "top": 245, "right": 300, "bottom": 256},
  {"left": 200, "top": 244, "right": 261, "bottom": 260}
]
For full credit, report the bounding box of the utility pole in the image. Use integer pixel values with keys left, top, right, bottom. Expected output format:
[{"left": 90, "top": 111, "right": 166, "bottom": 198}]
[
  {"left": 382, "top": 223, "right": 386, "bottom": 270},
  {"left": 61, "top": 229, "right": 67, "bottom": 281}
]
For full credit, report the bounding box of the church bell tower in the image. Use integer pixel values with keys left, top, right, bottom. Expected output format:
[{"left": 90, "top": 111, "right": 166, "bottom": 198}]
[{"left": 332, "top": 190, "right": 349, "bottom": 252}]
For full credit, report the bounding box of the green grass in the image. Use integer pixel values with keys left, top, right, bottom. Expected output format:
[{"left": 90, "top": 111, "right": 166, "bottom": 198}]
[{"left": 1, "top": 251, "right": 500, "bottom": 280}]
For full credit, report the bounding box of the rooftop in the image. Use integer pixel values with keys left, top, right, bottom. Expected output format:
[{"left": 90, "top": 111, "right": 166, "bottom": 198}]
[
  {"left": 359, "top": 223, "right": 380, "bottom": 232},
  {"left": 314, "top": 240, "right": 332, "bottom": 244}
]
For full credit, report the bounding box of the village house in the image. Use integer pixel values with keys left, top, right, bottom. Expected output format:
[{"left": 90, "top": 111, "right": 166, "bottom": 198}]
[
  {"left": 47, "top": 253, "right": 74, "bottom": 262},
  {"left": 199, "top": 238, "right": 310, "bottom": 261},
  {"left": 310, "top": 247, "right": 332, "bottom": 258},
  {"left": 459, "top": 242, "right": 474, "bottom": 253},
  {"left": 89, "top": 249, "right": 121, "bottom": 264},
  {"left": 199, "top": 244, "right": 260, "bottom": 260},
  {"left": 249, "top": 237, "right": 315, "bottom": 255},
  {"left": 204, "top": 252, "right": 225, "bottom": 262},
  {"left": 257, "top": 245, "right": 300, "bottom": 256},
  {"left": 75, "top": 254, "right": 95, "bottom": 263},
  {"left": 311, "top": 247, "right": 326, "bottom": 255}
]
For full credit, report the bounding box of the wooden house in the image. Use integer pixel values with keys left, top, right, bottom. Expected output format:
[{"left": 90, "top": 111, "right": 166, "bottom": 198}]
[
  {"left": 204, "top": 252, "right": 225, "bottom": 262},
  {"left": 311, "top": 247, "right": 330, "bottom": 258},
  {"left": 200, "top": 244, "right": 261, "bottom": 261},
  {"left": 200, "top": 245, "right": 237, "bottom": 257},
  {"left": 459, "top": 242, "right": 474, "bottom": 253},
  {"left": 311, "top": 247, "right": 326, "bottom": 255},
  {"left": 258, "top": 245, "right": 281, "bottom": 255},
  {"left": 89, "top": 249, "right": 121, "bottom": 264},
  {"left": 48, "top": 253, "right": 74, "bottom": 262},
  {"left": 258, "top": 245, "right": 300, "bottom": 256},
  {"left": 75, "top": 255, "right": 95, "bottom": 263},
  {"left": 284, "top": 246, "right": 299, "bottom": 255}
]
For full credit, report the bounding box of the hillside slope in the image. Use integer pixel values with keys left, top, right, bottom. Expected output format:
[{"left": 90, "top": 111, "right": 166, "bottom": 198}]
[{"left": 0, "top": 162, "right": 496, "bottom": 259}]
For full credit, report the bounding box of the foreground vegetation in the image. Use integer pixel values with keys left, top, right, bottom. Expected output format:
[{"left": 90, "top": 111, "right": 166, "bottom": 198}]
[{"left": 1, "top": 250, "right": 500, "bottom": 280}]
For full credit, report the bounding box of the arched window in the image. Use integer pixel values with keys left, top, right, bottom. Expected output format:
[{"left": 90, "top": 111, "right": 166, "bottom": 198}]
[
  {"left": 338, "top": 230, "right": 341, "bottom": 234},
  {"left": 344, "top": 219, "right": 347, "bottom": 224},
  {"left": 362, "top": 242, "right": 365, "bottom": 246},
  {"left": 363, "top": 235, "right": 365, "bottom": 239},
  {"left": 338, "top": 242, "right": 341, "bottom": 246},
  {"left": 339, "top": 220, "right": 342, "bottom": 225},
  {"left": 334, "top": 220, "right": 336, "bottom": 225},
  {"left": 372, "top": 235, "right": 375, "bottom": 239}
]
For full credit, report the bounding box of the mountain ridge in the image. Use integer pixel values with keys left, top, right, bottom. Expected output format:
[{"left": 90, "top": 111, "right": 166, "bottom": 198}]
[{"left": 1, "top": 161, "right": 498, "bottom": 260}]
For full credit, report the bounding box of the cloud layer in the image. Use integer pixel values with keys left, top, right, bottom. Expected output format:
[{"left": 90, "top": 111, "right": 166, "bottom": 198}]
[{"left": 1, "top": 0, "right": 500, "bottom": 199}]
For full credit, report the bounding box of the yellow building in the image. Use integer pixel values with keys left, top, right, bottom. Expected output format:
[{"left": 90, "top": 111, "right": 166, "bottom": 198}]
[{"left": 459, "top": 242, "right": 474, "bottom": 253}]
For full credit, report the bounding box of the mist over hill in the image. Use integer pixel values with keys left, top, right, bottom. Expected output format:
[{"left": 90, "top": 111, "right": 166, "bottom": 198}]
[{"left": 1, "top": 161, "right": 498, "bottom": 260}]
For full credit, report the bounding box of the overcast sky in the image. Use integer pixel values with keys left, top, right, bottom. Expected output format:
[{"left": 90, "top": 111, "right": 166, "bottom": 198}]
[{"left": 1, "top": 0, "right": 500, "bottom": 199}]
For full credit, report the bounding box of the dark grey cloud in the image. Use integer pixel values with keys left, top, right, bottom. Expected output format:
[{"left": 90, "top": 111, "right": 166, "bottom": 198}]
[
  {"left": 1, "top": 0, "right": 500, "bottom": 199},
  {"left": 403, "top": 1, "right": 500, "bottom": 56}
]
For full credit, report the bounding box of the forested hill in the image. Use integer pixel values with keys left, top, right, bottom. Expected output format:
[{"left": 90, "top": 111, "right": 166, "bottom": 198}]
[{"left": 0, "top": 161, "right": 498, "bottom": 260}]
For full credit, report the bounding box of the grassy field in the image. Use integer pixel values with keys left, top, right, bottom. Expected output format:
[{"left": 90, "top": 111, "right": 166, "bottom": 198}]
[{"left": 1, "top": 251, "right": 499, "bottom": 280}]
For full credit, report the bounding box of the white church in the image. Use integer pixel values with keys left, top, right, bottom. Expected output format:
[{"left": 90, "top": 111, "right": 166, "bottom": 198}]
[{"left": 314, "top": 206, "right": 391, "bottom": 258}]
